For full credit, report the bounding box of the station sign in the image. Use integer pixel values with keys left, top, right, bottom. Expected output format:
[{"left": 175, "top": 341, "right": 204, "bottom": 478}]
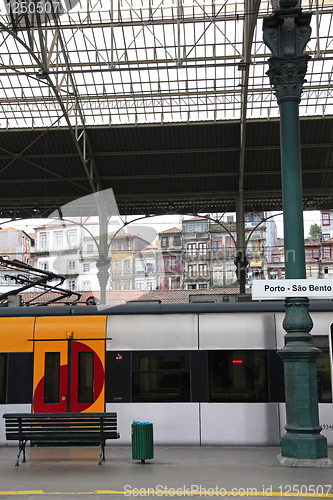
[{"left": 252, "top": 279, "right": 333, "bottom": 300}]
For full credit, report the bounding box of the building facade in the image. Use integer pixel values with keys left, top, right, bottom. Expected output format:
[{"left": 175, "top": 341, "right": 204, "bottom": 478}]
[
  {"left": 31, "top": 219, "right": 102, "bottom": 292},
  {"left": 0, "top": 227, "right": 33, "bottom": 293},
  {"left": 157, "top": 227, "right": 182, "bottom": 290},
  {"left": 111, "top": 233, "right": 151, "bottom": 290}
]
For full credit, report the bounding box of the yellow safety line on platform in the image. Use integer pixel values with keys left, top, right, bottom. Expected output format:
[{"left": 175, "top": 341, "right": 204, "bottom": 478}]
[{"left": 0, "top": 491, "right": 333, "bottom": 497}]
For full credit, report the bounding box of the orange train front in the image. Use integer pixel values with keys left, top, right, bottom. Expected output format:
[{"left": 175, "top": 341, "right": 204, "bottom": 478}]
[{"left": 32, "top": 316, "right": 106, "bottom": 413}]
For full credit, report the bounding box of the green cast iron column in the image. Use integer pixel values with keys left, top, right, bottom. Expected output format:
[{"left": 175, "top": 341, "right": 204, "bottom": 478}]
[{"left": 263, "top": 6, "right": 328, "bottom": 460}]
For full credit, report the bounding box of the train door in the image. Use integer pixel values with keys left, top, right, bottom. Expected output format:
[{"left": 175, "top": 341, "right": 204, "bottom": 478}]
[{"left": 32, "top": 316, "right": 106, "bottom": 413}]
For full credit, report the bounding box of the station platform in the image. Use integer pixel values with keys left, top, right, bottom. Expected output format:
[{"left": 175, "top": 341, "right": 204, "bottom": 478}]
[{"left": 0, "top": 445, "right": 332, "bottom": 500}]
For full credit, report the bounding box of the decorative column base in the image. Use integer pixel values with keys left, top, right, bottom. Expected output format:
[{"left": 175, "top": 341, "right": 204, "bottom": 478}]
[
  {"left": 277, "top": 454, "right": 332, "bottom": 468},
  {"left": 280, "top": 430, "right": 328, "bottom": 461},
  {"left": 278, "top": 298, "right": 328, "bottom": 461}
]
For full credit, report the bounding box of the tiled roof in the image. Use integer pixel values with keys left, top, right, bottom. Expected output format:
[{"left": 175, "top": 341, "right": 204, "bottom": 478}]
[
  {"left": 183, "top": 215, "right": 210, "bottom": 222},
  {"left": 136, "top": 288, "right": 247, "bottom": 304},
  {"left": 18, "top": 290, "right": 146, "bottom": 306},
  {"left": 159, "top": 227, "right": 181, "bottom": 234},
  {"left": 17, "top": 288, "right": 246, "bottom": 306}
]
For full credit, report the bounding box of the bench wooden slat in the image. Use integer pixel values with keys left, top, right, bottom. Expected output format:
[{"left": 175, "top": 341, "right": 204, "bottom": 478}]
[{"left": 2, "top": 413, "right": 120, "bottom": 466}]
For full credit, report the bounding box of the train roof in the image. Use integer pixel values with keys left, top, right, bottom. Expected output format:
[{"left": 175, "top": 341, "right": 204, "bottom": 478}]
[{"left": 0, "top": 300, "right": 333, "bottom": 317}]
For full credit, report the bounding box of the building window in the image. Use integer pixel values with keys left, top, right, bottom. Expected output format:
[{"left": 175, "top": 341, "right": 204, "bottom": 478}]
[
  {"left": 198, "top": 264, "right": 207, "bottom": 276},
  {"left": 272, "top": 256, "right": 280, "bottom": 263},
  {"left": 174, "top": 236, "right": 181, "bottom": 246},
  {"left": 171, "top": 256, "right": 180, "bottom": 272},
  {"left": 114, "top": 241, "right": 122, "bottom": 251},
  {"left": 187, "top": 284, "right": 197, "bottom": 289},
  {"left": 313, "top": 248, "right": 319, "bottom": 258},
  {"left": 123, "top": 260, "right": 131, "bottom": 274},
  {"left": 324, "top": 267, "right": 329, "bottom": 274},
  {"left": 40, "top": 232, "right": 48, "bottom": 250},
  {"left": 187, "top": 243, "right": 196, "bottom": 256},
  {"left": 225, "top": 236, "right": 235, "bottom": 256},
  {"left": 198, "top": 243, "right": 207, "bottom": 256},
  {"left": 67, "top": 230, "right": 77, "bottom": 247},
  {"left": 123, "top": 281, "right": 130, "bottom": 290},
  {"left": 323, "top": 247, "right": 331, "bottom": 259},
  {"left": 160, "top": 277, "right": 169, "bottom": 289},
  {"left": 213, "top": 239, "right": 222, "bottom": 255},
  {"left": 68, "top": 280, "right": 76, "bottom": 291},
  {"left": 87, "top": 244, "right": 94, "bottom": 253},
  {"left": 161, "top": 237, "right": 169, "bottom": 248},
  {"left": 322, "top": 213, "right": 330, "bottom": 226},
  {"left": 114, "top": 260, "right": 121, "bottom": 274},
  {"left": 82, "top": 281, "right": 90, "bottom": 291},
  {"left": 114, "top": 281, "right": 121, "bottom": 290},
  {"left": 68, "top": 261, "right": 76, "bottom": 271},
  {"left": 171, "top": 276, "right": 180, "bottom": 289},
  {"left": 146, "top": 262, "right": 155, "bottom": 274},
  {"left": 188, "top": 264, "right": 195, "bottom": 277},
  {"left": 195, "top": 221, "right": 209, "bottom": 232},
  {"left": 199, "top": 284, "right": 207, "bottom": 289},
  {"left": 163, "top": 256, "right": 170, "bottom": 273},
  {"left": 54, "top": 232, "right": 62, "bottom": 249},
  {"left": 0, "top": 275, "right": 8, "bottom": 285},
  {"left": 132, "top": 353, "right": 190, "bottom": 402},
  {"left": 136, "top": 282, "right": 143, "bottom": 290},
  {"left": 147, "top": 281, "right": 154, "bottom": 290},
  {"left": 83, "top": 263, "right": 90, "bottom": 272},
  {"left": 40, "top": 262, "right": 48, "bottom": 271}
]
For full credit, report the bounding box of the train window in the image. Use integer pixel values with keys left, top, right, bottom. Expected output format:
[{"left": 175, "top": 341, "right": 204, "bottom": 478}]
[
  {"left": 311, "top": 336, "right": 332, "bottom": 404},
  {"left": 209, "top": 351, "right": 269, "bottom": 402},
  {"left": 136, "top": 356, "right": 185, "bottom": 371},
  {"left": 0, "top": 353, "right": 7, "bottom": 404},
  {"left": 44, "top": 352, "right": 60, "bottom": 404},
  {"left": 132, "top": 353, "right": 190, "bottom": 402},
  {"left": 78, "top": 352, "right": 94, "bottom": 404}
]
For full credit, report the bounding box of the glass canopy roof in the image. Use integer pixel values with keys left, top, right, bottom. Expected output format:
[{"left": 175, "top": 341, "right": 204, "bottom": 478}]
[{"left": 0, "top": 0, "right": 332, "bottom": 130}]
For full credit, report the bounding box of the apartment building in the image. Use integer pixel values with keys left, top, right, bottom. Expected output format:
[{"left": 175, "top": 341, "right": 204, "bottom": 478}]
[
  {"left": 111, "top": 233, "right": 151, "bottom": 290},
  {"left": 0, "top": 227, "right": 33, "bottom": 293},
  {"left": 157, "top": 227, "right": 182, "bottom": 290}
]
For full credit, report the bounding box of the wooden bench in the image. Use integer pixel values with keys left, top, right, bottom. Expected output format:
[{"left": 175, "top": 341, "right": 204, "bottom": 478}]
[{"left": 3, "top": 413, "right": 120, "bottom": 466}]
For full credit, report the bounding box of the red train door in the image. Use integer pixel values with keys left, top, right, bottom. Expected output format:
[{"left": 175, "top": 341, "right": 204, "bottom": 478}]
[{"left": 32, "top": 316, "right": 106, "bottom": 413}]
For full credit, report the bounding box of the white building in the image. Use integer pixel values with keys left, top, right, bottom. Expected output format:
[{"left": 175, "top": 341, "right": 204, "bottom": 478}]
[{"left": 32, "top": 218, "right": 113, "bottom": 292}]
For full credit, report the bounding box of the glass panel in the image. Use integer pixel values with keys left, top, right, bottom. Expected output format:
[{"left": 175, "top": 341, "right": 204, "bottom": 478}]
[
  {"left": 44, "top": 352, "right": 60, "bottom": 404},
  {"left": 78, "top": 352, "right": 94, "bottom": 403},
  {"left": 137, "top": 356, "right": 185, "bottom": 370},
  {"left": 209, "top": 351, "right": 268, "bottom": 402},
  {"left": 0, "top": 354, "right": 7, "bottom": 404},
  {"left": 132, "top": 372, "right": 190, "bottom": 402},
  {"left": 311, "top": 336, "right": 332, "bottom": 403}
]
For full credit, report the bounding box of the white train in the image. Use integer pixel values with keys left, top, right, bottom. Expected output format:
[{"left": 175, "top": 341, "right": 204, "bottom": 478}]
[{"left": 0, "top": 300, "right": 332, "bottom": 446}]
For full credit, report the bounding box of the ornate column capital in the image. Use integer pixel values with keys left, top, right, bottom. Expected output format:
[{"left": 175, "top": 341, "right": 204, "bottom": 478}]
[
  {"left": 263, "top": 8, "right": 311, "bottom": 103},
  {"left": 266, "top": 54, "right": 310, "bottom": 103}
]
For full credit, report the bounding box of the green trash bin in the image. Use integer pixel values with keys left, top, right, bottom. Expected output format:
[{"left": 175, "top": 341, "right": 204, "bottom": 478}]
[{"left": 132, "top": 421, "right": 154, "bottom": 463}]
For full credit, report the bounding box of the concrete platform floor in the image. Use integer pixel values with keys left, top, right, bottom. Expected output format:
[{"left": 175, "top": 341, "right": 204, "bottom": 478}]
[{"left": 0, "top": 446, "right": 332, "bottom": 500}]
